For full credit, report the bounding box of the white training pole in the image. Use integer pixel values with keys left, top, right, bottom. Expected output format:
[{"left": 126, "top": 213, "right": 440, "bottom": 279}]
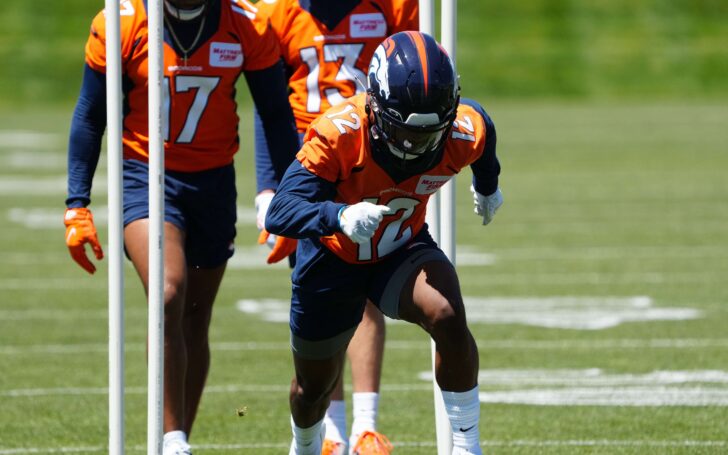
[
  {"left": 419, "top": 1, "right": 452, "bottom": 454},
  {"left": 147, "top": 0, "right": 165, "bottom": 452},
  {"left": 105, "top": 0, "right": 125, "bottom": 453},
  {"left": 440, "top": 0, "right": 457, "bottom": 262},
  {"left": 435, "top": 0, "right": 458, "bottom": 453},
  {"left": 421, "top": 0, "right": 441, "bottom": 247}
]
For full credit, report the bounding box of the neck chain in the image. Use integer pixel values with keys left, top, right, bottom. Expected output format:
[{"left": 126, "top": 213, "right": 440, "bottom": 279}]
[{"left": 164, "top": 14, "right": 206, "bottom": 66}]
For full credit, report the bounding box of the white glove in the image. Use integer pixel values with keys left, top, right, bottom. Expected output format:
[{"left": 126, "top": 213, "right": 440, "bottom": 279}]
[
  {"left": 255, "top": 191, "right": 276, "bottom": 248},
  {"left": 338, "top": 202, "right": 393, "bottom": 244},
  {"left": 471, "top": 185, "right": 503, "bottom": 225}
]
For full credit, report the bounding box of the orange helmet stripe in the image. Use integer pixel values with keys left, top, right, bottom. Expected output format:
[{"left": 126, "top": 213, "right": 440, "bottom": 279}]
[{"left": 405, "top": 31, "right": 429, "bottom": 95}]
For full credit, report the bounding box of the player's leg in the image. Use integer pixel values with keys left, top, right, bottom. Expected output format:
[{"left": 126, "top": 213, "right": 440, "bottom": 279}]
[
  {"left": 398, "top": 260, "right": 477, "bottom": 391},
  {"left": 322, "top": 300, "right": 386, "bottom": 454},
  {"left": 347, "top": 301, "right": 388, "bottom": 453},
  {"left": 168, "top": 161, "right": 236, "bottom": 437},
  {"left": 182, "top": 263, "right": 226, "bottom": 435},
  {"left": 124, "top": 220, "right": 190, "bottom": 437},
  {"left": 290, "top": 348, "right": 347, "bottom": 452},
  {"left": 372, "top": 235, "right": 481, "bottom": 454},
  {"left": 322, "top": 376, "right": 347, "bottom": 454},
  {"left": 397, "top": 259, "right": 481, "bottom": 454},
  {"left": 287, "top": 245, "right": 369, "bottom": 454}
]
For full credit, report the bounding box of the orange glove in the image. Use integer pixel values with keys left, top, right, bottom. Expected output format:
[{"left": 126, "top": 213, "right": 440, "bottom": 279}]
[
  {"left": 64, "top": 207, "right": 104, "bottom": 274},
  {"left": 258, "top": 229, "right": 297, "bottom": 264}
]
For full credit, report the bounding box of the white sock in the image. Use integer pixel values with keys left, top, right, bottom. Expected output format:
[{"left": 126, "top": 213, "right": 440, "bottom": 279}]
[
  {"left": 350, "top": 392, "right": 379, "bottom": 443},
  {"left": 323, "top": 400, "right": 347, "bottom": 443},
  {"left": 289, "top": 416, "right": 324, "bottom": 455},
  {"left": 163, "top": 430, "right": 188, "bottom": 445},
  {"left": 442, "top": 386, "right": 482, "bottom": 454}
]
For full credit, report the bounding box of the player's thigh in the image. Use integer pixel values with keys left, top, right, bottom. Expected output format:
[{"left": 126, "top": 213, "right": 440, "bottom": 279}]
[
  {"left": 124, "top": 220, "right": 187, "bottom": 296},
  {"left": 290, "top": 247, "right": 369, "bottom": 361},
  {"left": 397, "top": 259, "right": 465, "bottom": 330},
  {"left": 369, "top": 228, "right": 459, "bottom": 322}
]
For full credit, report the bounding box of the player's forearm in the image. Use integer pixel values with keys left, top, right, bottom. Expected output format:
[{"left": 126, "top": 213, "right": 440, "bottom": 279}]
[
  {"left": 67, "top": 64, "right": 106, "bottom": 208},
  {"left": 246, "top": 59, "right": 299, "bottom": 187},
  {"left": 467, "top": 100, "right": 500, "bottom": 196},
  {"left": 265, "top": 162, "right": 345, "bottom": 238},
  {"left": 252, "top": 107, "right": 277, "bottom": 193}
]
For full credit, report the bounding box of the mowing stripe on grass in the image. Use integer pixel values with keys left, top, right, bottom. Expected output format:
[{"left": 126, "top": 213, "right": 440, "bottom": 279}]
[
  {"left": 0, "top": 383, "right": 433, "bottom": 397},
  {"left": 3, "top": 338, "right": 728, "bottom": 355},
  {"left": 0, "top": 271, "right": 721, "bottom": 290},
  {"left": 1, "top": 440, "right": 725, "bottom": 454}
]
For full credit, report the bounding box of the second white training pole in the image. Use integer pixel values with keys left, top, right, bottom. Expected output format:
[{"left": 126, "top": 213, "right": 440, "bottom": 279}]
[
  {"left": 419, "top": 0, "right": 453, "bottom": 453},
  {"left": 147, "top": 0, "right": 165, "bottom": 452},
  {"left": 437, "top": 0, "right": 459, "bottom": 453},
  {"left": 105, "top": 0, "right": 125, "bottom": 453}
]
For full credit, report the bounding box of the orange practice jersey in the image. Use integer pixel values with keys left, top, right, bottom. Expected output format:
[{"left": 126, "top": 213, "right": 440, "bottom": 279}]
[
  {"left": 256, "top": 0, "right": 419, "bottom": 132},
  {"left": 297, "top": 94, "right": 487, "bottom": 263},
  {"left": 85, "top": 0, "right": 280, "bottom": 172}
]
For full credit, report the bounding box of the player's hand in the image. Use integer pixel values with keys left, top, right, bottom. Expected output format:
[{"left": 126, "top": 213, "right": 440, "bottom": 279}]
[
  {"left": 255, "top": 191, "right": 275, "bottom": 231},
  {"left": 338, "top": 202, "right": 393, "bottom": 244},
  {"left": 258, "top": 229, "right": 297, "bottom": 264},
  {"left": 255, "top": 190, "right": 277, "bottom": 249},
  {"left": 471, "top": 186, "right": 503, "bottom": 225},
  {"left": 64, "top": 207, "right": 104, "bottom": 274}
]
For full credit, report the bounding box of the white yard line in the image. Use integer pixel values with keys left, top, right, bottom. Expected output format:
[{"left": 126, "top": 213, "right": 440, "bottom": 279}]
[{"left": 0, "top": 131, "right": 59, "bottom": 148}]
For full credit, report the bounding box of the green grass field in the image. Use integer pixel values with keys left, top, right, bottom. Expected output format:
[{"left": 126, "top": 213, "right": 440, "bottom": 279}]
[
  {"left": 1, "top": 100, "right": 727, "bottom": 453},
  {"left": 2, "top": 0, "right": 728, "bottom": 452}
]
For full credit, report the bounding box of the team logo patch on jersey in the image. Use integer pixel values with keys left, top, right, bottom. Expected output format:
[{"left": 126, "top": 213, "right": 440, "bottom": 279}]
[
  {"left": 415, "top": 175, "right": 451, "bottom": 194},
  {"left": 350, "top": 13, "right": 387, "bottom": 38},
  {"left": 209, "top": 43, "right": 243, "bottom": 67}
]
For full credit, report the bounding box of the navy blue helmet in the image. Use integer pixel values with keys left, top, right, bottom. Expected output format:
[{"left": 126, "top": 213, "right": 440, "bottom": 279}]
[{"left": 367, "top": 31, "right": 460, "bottom": 174}]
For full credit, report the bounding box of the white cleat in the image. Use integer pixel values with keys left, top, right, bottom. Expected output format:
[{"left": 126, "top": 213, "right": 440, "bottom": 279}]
[{"left": 163, "top": 439, "right": 192, "bottom": 455}]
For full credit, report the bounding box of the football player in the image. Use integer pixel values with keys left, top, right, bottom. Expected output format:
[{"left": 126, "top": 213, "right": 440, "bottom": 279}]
[
  {"left": 251, "top": 1, "right": 418, "bottom": 453},
  {"left": 64, "top": 0, "right": 299, "bottom": 454},
  {"left": 265, "top": 31, "right": 503, "bottom": 455}
]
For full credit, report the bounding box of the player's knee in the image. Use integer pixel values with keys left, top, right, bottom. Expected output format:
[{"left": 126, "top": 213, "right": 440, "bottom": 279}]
[
  {"left": 162, "top": 279, "right": 186, "bottom": 322},
  {"left": 291, "top": 378, "right": 332, "bottom": 409},
  {"left": 427, "top": 296, "right": 466, "bottom": 341}
]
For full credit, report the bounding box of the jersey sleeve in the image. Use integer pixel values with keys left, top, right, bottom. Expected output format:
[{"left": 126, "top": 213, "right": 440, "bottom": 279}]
[
  {"left": 460, "top": 99, "right": 500, "bottom": 195},
  {"left": 296, "top": 98, "right": 370, "bottom": 184},
  {"left": 296, "top": 128, "right": 343, "bottom": 184},
  {"left": 389, "top": 0, "right": 420, "bottom": 33},
  {"left": 85, "top": 1, "right": 145, "bottom": 74},
  {"left": 84, "top": 11, "right": 108, "bottom": 72},
  {"left": 233, "top": 0, "right": 282, "bottom": 71}
]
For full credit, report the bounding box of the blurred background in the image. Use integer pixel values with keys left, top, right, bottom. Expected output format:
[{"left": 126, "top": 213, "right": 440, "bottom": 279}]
[
  {"left": 2, "top": 0, "right": 728, "bottom": 106},
  {"left": 1, "top": 0, "right": 727, "bottom": 453}
]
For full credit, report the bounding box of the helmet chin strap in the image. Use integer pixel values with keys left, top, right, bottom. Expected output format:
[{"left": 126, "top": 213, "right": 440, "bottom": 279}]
[{"left": 164, "top": 0, "right": 206, "bottom": 20}]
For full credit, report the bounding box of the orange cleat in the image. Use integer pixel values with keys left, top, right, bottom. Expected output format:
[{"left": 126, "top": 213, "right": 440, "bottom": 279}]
[
  {"left": 351, "top": 431, "right": 393, "bottom": 455},
  {"left": 321, "top": 438, "right": 346, "bottom": 455}
]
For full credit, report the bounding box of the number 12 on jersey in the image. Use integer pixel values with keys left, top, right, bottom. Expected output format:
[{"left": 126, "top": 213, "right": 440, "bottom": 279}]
[{"left": 356, "top": 197, "right": 420, "bottom": 261}]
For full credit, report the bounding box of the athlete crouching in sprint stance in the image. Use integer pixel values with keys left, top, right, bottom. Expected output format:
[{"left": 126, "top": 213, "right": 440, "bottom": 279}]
[{"left": 265, "top": 31, "right": 503, "bottom": 454}]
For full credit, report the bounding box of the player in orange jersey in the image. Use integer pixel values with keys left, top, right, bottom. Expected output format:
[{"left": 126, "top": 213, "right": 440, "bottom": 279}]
[
  {"left": 252, "top": 1, "right": 418, "bottom": 453},
  {"left": 265, "top": 31, "right": 503, "bottom": 455},
  {"left": 63, "top": 0, "right": 299, "bottom": 453}
]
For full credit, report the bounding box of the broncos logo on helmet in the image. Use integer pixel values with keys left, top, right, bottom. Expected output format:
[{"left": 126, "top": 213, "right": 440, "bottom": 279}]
[{"left": 367, "top": 31, "right": 460, "bottom": 175}]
